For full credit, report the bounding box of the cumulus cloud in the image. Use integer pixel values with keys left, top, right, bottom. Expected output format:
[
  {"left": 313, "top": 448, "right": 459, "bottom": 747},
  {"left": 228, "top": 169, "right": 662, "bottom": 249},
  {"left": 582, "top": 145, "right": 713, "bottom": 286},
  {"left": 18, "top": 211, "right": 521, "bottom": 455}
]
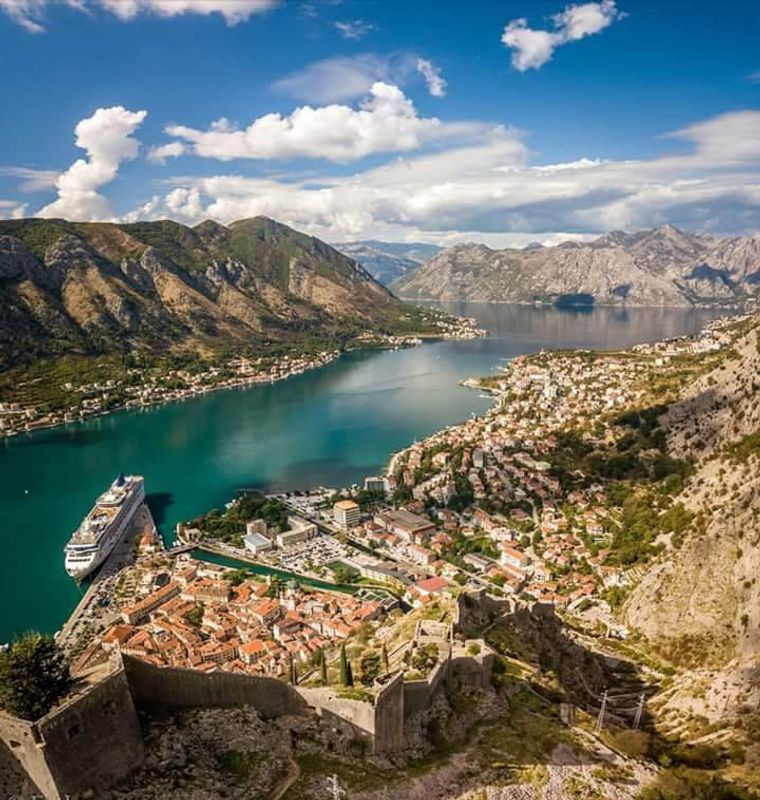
[
  {"left": 38, "top": 106, "right": 147, "bottom": 221},
  {"left": 502, "top": 0, "right": 623, "bottom": 71},
  {"left": 1, "top": 0, "right": 277, "bottom": 30},
  {"left": 161, "top": 82, "right": 482, "bottom": 162},
  {"left": 416, "top": 59, "right": 447, "bottom": 97},
  {"left": 334, "top": 19, "right": 375, "bottom": 40},
  {"left": 129, "top": 109, "right": 760, "bottom": 241},
  {"left": 0, "top": 199, "right": 28, "bottom": 219},
  {"left": 147, "top": 141, "right": 187, "bottom": 164}
]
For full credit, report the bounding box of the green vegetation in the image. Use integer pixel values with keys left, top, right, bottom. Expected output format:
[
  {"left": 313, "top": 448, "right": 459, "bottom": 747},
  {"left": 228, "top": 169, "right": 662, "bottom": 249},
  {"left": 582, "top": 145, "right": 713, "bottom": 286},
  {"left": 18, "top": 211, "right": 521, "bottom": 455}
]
[
  {"left": 359, "top": 652, "right": 382, "bottom": 686},
  {"left": 187, "top": 492, "right": 288, "bottom": 543},
  {"left": 0, "top": 633, "right": 72, "bottom": 720},
  {"left": 330, "top": 562, "right": 361, "bottom": 584},
  {"left": 217, "top": 749, "right": 265, "bottom": 785},
  {"left": 725, "top": 430, "right": 760, "bottom": 463},
  {"left": 339, "top": 642, "right": 354, "bottom": 687},
  {"left": 409, "top": 643, "right": 439, "bottom": 675},
  {"left": 637, "top": 769, "right": 754, "bottom": 800},
  {"left": 185, "top": 603, "right": 204, "bottom": 626}
]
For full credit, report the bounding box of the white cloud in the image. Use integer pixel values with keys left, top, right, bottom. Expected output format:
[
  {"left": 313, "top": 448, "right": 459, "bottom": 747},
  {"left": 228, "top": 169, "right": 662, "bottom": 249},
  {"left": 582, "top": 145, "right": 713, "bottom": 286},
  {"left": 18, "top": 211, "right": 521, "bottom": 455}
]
[
  {"left": 38, "top": 106, "right": 147, "bottom": 221},
  {"left": 147, "top": 141, "right": 187, "bottom": 164},
  {"left": 0, "top": 166, "right": 60, "bottom": 192},
  {"left": 747, "top": 71, "right": 760, "bottom": 84},
  {"left": 272, "top": 54, "right": 396, "bottom": 104},
  {"left": 129, "top": 109, "right": 760, "bottom": 242},
  {"left": 162, "top": 82, "right": 483, "bottom": 162},
  {"left": 0, "top": 199, "right": 28, "bottom": 219},
  {"left": 334, "top": 19, "right": 375, "bottom": 40},
  {"left": 1, "top": 0, "right": 278, "bottom": 30},
  {"left": 416, "top": 59, "right": 447, "bottom": 97},
  {"left": 501, "top": 0, "right": 623, "bottom": 71}
]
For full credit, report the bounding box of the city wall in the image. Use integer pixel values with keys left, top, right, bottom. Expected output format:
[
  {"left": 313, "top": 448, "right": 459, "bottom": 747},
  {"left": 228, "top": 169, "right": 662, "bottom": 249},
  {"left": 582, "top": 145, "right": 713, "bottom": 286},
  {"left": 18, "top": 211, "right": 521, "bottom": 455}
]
[
  {"left": 0, "top": 663, "right": 143, "bottom": 800},
  {"left": 122, "top": 653, "right": 307, "bottom": 718}
]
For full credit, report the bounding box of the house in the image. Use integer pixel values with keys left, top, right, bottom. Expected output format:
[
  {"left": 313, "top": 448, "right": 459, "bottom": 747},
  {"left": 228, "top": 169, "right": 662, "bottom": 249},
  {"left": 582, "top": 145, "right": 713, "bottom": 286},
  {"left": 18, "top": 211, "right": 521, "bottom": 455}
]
[
  {"left": 500, "top": 544, "right": 530, "bottom": 571},
  {"left": 374, "top": 510, "right": 436, "bottom": 544}
]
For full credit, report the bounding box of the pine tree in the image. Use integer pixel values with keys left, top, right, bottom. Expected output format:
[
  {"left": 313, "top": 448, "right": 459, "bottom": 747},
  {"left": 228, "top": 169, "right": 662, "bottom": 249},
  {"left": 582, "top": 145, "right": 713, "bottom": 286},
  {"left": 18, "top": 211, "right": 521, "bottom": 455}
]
[
  {"left": 320, "top": 648, "right": 328, "bottom": 685},
  {"left": 339, "top": 643, "right": 353, "bottom": 687},
  {"left": 382, "top": 643, "right": 390, "bottom": 673}
]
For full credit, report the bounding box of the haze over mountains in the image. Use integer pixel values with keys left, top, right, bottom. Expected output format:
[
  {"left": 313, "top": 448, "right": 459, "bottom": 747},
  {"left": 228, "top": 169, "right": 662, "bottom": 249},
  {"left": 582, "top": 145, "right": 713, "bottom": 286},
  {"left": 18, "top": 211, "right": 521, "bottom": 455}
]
[
  {"left": 334, "top": 240, "right": 441, "bottom": 286},
  {"left": 0, "top": 217, "right": 414, "bottom": 371},
  {"left": 393, "top": 225, "right": 760, "bottom": 307}
]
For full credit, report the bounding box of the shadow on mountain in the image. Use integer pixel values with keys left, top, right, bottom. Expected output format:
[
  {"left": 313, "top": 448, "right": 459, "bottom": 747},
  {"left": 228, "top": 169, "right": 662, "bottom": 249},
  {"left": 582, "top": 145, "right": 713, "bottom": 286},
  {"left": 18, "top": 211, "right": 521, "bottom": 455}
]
[{"left": 554, "top": 293, "right": 596, "bottom": 312}]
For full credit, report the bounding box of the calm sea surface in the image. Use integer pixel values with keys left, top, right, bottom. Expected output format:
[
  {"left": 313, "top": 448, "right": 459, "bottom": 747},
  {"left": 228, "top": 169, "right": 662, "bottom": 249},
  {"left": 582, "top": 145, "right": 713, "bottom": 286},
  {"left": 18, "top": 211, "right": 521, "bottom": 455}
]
[{"left": 0, "top": 304, "right": 728, "bottom": 641}]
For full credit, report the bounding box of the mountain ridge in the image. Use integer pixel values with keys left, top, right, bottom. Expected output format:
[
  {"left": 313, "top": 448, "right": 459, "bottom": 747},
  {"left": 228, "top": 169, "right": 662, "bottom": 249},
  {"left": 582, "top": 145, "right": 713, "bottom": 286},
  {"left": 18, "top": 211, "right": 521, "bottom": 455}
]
[
  {"left": 393, "top": 224, "right": 760, "bottom": 307},
  {"left": 334, "top": 240, "right": 441, "bottom": 286},
  {"left": 0, "top": 216, "right": 421, "bottom": 372}
]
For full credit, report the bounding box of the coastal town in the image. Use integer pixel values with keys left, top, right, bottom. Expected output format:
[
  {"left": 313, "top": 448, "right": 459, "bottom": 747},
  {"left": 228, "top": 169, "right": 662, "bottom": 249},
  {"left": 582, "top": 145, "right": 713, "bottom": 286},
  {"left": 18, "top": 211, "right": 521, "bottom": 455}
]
[
  {"left": 61, "top": 313, "right": 749, "bottom": 682},
  {"left": 0, "top": 314, "right": 484, "bottom": 438}
]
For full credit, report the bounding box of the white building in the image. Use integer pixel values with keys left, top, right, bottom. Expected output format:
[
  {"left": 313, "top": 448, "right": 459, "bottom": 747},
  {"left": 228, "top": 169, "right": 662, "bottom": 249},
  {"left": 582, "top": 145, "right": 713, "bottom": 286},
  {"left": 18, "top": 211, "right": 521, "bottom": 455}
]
[
  {"left": 244, "top": 532, "right": 273, "bottom": 555},
  {"left": 333, "top": 499, "right": 360, "bottom": 528}
]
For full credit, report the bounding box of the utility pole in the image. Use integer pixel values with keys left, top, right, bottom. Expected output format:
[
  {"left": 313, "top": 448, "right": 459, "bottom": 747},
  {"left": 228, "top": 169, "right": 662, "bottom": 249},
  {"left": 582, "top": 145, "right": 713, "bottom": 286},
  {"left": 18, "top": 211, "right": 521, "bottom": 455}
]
[
  {"left": 633, "top": 693, "right": 645, "bottom": 731},
  {"left": 595, "top": 690, "right": 608, "bottom": 735}
]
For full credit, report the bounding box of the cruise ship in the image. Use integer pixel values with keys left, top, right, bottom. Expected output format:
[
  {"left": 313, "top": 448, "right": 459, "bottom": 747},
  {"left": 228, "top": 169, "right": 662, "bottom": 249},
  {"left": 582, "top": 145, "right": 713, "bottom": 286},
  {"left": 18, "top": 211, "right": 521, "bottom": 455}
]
[{"left": 64, "top": 474, "right": 145, "bottom": 580}]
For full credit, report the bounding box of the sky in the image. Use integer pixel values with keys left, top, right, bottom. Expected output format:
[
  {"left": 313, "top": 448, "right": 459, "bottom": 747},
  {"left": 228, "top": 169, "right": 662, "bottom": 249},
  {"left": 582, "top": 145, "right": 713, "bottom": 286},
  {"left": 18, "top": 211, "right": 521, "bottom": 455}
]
[{"left": 0, "top": 0, "right": 758, "bottom": 246}]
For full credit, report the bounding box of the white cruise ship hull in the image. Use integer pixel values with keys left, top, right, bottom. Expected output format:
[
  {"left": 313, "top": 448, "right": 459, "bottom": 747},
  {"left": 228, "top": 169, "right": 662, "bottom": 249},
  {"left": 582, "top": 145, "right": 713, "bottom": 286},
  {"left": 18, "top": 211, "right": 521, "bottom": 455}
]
[{"left": 64, "top": 475, "right": 145, "bottom": 581}]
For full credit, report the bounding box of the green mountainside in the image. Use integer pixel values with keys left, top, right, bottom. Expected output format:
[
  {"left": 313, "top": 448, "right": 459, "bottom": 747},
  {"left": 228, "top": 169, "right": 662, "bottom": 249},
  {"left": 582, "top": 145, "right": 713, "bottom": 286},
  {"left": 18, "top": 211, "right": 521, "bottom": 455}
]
[{"left": 0, "top": 216, "right": 432, "bottom": 373}]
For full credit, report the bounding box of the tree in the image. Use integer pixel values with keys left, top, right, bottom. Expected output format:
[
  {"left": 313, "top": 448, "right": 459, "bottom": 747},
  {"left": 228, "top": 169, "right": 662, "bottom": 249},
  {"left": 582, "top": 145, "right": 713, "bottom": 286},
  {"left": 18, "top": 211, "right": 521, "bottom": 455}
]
[
  {"left": 382, "top": 643, "right": 390, "bottom": 673},
  {"left": 339, "top": 643, "right": 353, "bottom": 687},
  {"left": 319, "top": 648, "right": 328, "bottom": 685},
  {"left": 186, "top": 602, "right": 204, "bottom": 626},
  {"left": 0, "top": 633, "right": 71, "bottom": 720},
  {"left": 359, "top": 652, "right": 381, "bottom": 686}
]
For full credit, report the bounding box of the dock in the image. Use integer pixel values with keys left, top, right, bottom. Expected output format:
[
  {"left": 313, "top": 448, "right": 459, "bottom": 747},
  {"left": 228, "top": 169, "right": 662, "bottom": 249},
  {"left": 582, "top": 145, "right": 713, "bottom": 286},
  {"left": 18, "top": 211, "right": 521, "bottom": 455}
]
[{"left": 57, "top": 503, "right": 160, "bottom": 654}]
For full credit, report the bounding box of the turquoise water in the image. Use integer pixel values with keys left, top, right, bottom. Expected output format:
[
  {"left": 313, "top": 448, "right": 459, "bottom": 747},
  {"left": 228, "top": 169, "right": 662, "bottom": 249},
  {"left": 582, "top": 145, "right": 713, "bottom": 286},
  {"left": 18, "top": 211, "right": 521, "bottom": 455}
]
[{"left": 0, "top": 304, "right": 727, "bottom": 641}]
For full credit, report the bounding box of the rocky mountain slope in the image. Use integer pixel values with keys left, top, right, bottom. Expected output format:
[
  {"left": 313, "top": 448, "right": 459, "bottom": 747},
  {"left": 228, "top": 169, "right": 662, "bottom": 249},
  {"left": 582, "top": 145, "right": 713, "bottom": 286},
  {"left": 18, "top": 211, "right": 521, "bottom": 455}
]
[
  {"left": 394, "top": 225, "right": 760, "bottom": 307},
  {"left": 624, "top": 317, "right": 760, "bottom": 733},
  {"left": 0, "top": 217, "right": 414, "bottom": 371},
  {"left": 335, "top": 240, "right": 441, "bottom": 286}
]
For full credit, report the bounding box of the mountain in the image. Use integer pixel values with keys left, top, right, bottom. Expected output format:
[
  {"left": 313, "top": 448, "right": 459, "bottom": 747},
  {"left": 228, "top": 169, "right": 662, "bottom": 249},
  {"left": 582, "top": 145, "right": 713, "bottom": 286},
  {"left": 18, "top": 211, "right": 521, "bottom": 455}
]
[
  {"left": 0, "top": 217, "right": 424, "bottom": 372},
  {"left": 334, "top": 240, "right": 441, "bottom": 286},
  {"left": 393, "top": 224, "right": 760, "bottom": 307},
  {"left": 624, "top": 317, "right": 760, "bottom": 735}
]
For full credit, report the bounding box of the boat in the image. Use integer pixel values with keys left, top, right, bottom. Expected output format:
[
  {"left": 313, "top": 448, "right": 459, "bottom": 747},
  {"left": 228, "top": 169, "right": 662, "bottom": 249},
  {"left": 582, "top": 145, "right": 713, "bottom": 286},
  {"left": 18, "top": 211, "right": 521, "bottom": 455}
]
[{"left": 64, "top": 474, "right": 145, "bottom": 580}]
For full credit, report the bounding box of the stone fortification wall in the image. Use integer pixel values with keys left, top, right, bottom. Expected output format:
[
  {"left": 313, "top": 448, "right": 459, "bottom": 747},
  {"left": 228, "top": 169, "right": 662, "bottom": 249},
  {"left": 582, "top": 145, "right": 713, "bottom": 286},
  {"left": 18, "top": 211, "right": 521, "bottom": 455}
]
[
  {"left": 454, "top": 589, "right": 515, "bottom": 636},
  {"left": 122, "top": 653, "right": 306, "bottom": 718},
  {"left": 0, "top": 712, "right": 51, "bottom": 799},
  {"left": 38, "top": 665, "right": 144, "bottom": 797},
  {"left": 373, "top": 672, "right": 405, "bottom": 752},
  {"left": 1, "top": 735, "right": 40, "bottom": 798},
  {"left": 0, "top": 663, "right": 143, "bottom": 800}
]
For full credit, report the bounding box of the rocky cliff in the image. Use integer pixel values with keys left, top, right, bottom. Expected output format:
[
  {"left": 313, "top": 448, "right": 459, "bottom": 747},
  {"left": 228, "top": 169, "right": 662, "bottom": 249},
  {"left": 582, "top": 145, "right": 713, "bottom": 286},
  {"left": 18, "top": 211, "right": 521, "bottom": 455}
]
[
  {"left": 0, "top": 217, "right": 408, "bottom": 370},
  {"left": 624, "top": 318, "right": 760, "bottom": 731},
  {"left": 394, "top": 224, "right": 760, "bottom": 307}
]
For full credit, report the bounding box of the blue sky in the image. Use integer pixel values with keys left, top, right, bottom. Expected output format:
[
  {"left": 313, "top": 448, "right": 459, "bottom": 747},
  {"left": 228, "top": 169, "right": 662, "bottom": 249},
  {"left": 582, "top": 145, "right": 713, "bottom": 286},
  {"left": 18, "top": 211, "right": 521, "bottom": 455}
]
[{"left": 0, "top": 0, "right": 758, "bottom": 245}]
